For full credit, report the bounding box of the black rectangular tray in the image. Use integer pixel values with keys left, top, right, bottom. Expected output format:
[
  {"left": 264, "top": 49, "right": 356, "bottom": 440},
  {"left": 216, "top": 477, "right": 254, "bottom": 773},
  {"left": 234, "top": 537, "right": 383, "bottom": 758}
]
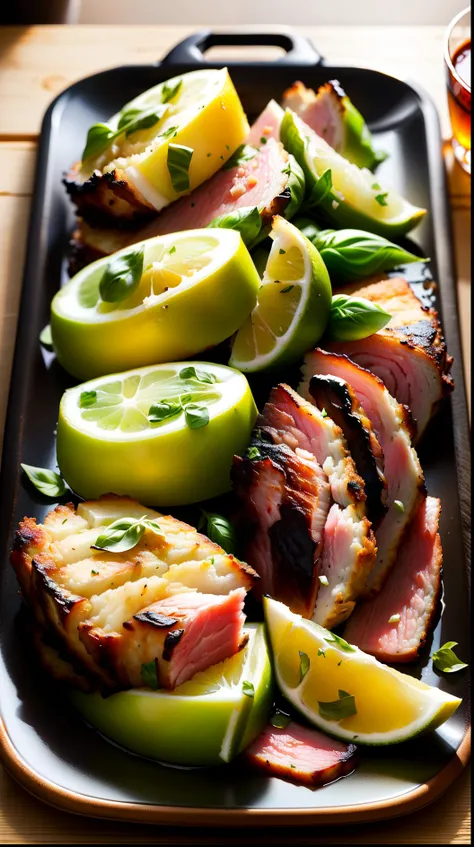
[{"left": 0, "top": 30, "right": 470, "bottom": 827}]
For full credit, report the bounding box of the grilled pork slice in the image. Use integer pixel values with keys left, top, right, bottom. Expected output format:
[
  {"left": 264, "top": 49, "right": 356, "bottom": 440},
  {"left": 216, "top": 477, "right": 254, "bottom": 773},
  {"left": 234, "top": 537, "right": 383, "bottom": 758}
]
[
  {"left": 326, "top": 277, "right": 454, "bottom": 440},
  {"left": 301, "top": 349, "right": 425, "bottom": 594},
  {"left": 246, "top": 99, "right": 284, "bottom": 146},
  {"left": 232, "top": 436, "right": 331, "bottom": 617},
  {"left": 234, "top": 385, "right": 376, "bottom": 628},
  {"left": 344, "top": 497, "right": 442, "bottom": 662},
  {"left": 69, "top": 138, "right": 292, "bottom": 266},
  {"left": 308, "top": 374, "right": 388, "bottom": 528},
  {"left": 245, "top": 721, "right": 357, "bottom": 787},
  {"left": 80, "top": 588, "right": 247, "bottom": 690},
  {"left": 11, "top": 495, "right": 256, "bottom": 691},
  {"left": 282, "top": 80, "right": 347, "bottom": 152}
]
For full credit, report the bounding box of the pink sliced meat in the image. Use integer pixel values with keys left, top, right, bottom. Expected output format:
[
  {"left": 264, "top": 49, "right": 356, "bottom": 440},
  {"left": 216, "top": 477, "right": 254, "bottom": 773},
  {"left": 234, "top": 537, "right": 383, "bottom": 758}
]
[
  {"left": 282, "top": 80, "right": 346, "bottom": 151},
  {"left": 326, "top": 277, "right": 454, "bottom": 440},
  {"left": 125, "top": 137, "right": 290, "bottom": 239},
  {"left": 246, "top": 99, "right": 284, "bottom": 146},
  {"left": 344, "top": 497, "right": 442, "bottom": 662},
  {"left": 80, "top": 588, "right": 247, "bottom": 690},
  {"left": 301, "top": 349, "right": 425, "bottom": 595},
  {"left": 254, "top": 385, "right": 376, "bottom": 628},
  {"left": 245, "top": 721, "right": 357, "bottom": 787},
  {"left": 232, "top": 436, "right": 331, "bottom": 617}
]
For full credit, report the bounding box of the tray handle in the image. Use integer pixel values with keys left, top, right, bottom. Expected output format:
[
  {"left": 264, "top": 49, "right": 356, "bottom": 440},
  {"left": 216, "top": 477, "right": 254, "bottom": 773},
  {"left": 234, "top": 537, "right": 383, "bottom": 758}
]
[{"left": 161, "top": 30, "right": 323, "bottom": 67}]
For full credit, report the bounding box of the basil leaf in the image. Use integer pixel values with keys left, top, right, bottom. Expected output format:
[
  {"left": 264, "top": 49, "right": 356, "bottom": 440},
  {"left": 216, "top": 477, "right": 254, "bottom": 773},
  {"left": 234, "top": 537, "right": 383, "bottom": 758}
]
[
  {"left": 281, "top": 154, "right": 306, "bottom": 220},
  {"left": 159, "top": 125, "right": 179, "bottom": 139},
  {"left": 21, "top": 464, "right": 67, "bottom": 498},
  {"left": 246, "top": 446, "right": 261, "bottom": 460},
  {"left": 203, "top": 512, "right": 236, "bottom": 554},
  {"left": 323, "top": 632, "right": 357, "bottom": 652},
  {"left": 179, "top": 366, "right": 217, "bottom": 385},
  {"left": 117, "top": 108, "right": 142, "bottom": 130},
  {"left": 223, "top": 144, "right": 258, "bottom": 171},
  {"left": 92, "top": 517, "right": 146, "bottom": 553},
  {"left": 375, "top": 192, "right": 389, "bottom": 206},
  {"left": 242, "top": 680, "right": 255, "bottom": 698},
  {"left": 184, "top": 403, "right": 209, "bottom": 430},
  {"left": 79, "top": 390, "right": 97, "bottom": 409},
  {"left": 207, "top": 206, "right": 262, "bottom": 247},
  {"left": 270, "top": 710, "right": 292, "bottom": 729},
  {"left": 39, "top": 324, "right": 53, "bottom": 350},
  {"left": 141, "top": 658, "right": 160, "bottom": 690},
  {"left": 327, "top": 294, "right": 391, "bottom": 342},
  {"left": 148, "top": 400, "right": 182, "bottom": 423},
  {"left": 167, "top": 143, "right": 193, "bottom": 193},
  {"left": 143, "top": 519, "right": 162, "bottom": 535},
  {"left": 432, "top": 642, "right": 468, "bottom": 674},
  {"left": 82, "top": 122, "right": 116, "bottom": 162},
  {"left": 318, "top": 690, "right": 357, "bottom": 721},
  {"left": 306, "top": 168, "right": 333, "bottom": 209},
  {"left": 310, "top": 227, "right": 425, "bottom": 284},
  {"left": 123, "top": 108, "right": 164, "bottom": 138},
  {"left": 299, "top": 651, "right": 310, "bottom": 683},
  {"left": 162, "top": 79, "right": 182, "bottom": 104},
  {"left": 99, "top": 246, "right": 144, "bottom": 303}
]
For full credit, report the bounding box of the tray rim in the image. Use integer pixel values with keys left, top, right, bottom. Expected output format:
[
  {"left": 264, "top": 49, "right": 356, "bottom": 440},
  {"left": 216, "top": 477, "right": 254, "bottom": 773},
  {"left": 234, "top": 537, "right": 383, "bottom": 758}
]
[{"left": 0, "top": 38, "right": 470, "bottom": 826}]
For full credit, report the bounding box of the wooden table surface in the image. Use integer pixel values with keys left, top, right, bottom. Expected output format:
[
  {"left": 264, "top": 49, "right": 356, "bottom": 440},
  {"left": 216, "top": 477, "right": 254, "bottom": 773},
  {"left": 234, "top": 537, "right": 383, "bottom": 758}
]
[{"left": 0, "top": 24, "right": 470, "bottom": 845}]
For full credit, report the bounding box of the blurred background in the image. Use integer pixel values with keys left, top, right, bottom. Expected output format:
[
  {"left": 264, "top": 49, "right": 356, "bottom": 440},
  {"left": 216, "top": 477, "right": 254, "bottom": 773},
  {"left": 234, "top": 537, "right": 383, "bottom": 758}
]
[{"left": 0, "top": 0, "right": 466, "bottom": 25}]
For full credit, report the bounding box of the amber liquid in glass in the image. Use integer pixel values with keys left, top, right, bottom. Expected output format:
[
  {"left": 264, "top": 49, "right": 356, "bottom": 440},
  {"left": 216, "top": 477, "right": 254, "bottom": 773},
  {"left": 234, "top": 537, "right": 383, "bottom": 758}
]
[{"left": 447, "top": 39, "right": 471, "bottom": 153}]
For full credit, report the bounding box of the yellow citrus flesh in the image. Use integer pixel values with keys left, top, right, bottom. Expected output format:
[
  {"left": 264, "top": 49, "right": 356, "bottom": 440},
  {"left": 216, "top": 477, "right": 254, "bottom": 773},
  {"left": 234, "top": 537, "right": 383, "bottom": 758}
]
[
  {"left": 229, "top": 216, "right": 332, "bottom": 372},
  {"left": 264, "top": 597, "right": 461, "bottom": 745}
]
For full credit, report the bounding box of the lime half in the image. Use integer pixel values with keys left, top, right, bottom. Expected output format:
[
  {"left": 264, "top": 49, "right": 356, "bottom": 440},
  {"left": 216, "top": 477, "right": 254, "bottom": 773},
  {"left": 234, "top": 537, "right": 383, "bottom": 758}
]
[
  {"left": 264, "top": 597, "right": 461, "bottom": 746},
  {"left": 229, "top": 216, "right": 332, "bottom": 372},
  {"left": 51, "top": 228, "right": 260, "bottom": 380},
  {"left": 70, "top": 623, "right": 273, "bottom": 766},
  {"left": 56, "top": 361, "right": 257, "bottom": 505},
  {"left": 281, "top": 109, "right": 426, "bottom": 238}
]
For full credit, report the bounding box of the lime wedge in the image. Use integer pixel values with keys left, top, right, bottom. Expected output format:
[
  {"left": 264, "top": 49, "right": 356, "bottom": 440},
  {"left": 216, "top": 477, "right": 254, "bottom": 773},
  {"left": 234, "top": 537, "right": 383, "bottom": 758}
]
[
  {"left": 81, "top": 68, "right": 249, "bottom": 210},
  {"left": 56, "top": 361, "right": 257, "bottom": 505},
  {"left": 51, "top": 228, "right": 260, "bottom": 380},
  {"left": 229, "top": 216, "right": 332, "bottom": 372},
  {"left": 70, "top": 623, "right": 273, "bottom": 766},
  {"left": 281, "top": 109, "right": 426, "bottom": 238},
  {"left": 264, "top": 597, "right": 461, "bottom": 746}
]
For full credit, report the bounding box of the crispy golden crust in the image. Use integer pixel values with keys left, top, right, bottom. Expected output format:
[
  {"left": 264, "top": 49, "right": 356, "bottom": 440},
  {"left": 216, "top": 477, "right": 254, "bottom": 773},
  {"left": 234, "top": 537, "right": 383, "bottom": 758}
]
[
  {"left": 64, "top": 163, "right": 157, "bottom": 228},
  {"left": 10, "top": 495, "right": 254, "bottom": 692}
]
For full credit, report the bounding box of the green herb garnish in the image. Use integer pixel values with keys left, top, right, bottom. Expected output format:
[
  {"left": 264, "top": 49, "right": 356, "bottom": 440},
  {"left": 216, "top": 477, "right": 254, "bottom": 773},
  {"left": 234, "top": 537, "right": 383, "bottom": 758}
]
[
  {"left": 79, "top": 390, "right": 97, "bottom": 409},
  {"left": 247, "top": 446, "right": 261, "bottom": 460},
  {"left": 92, "top": 515, "right": 162, "bottom": 554},
  {"left": 199, "top": 511, "right": 236, "bottom": 554},
  {"left": 222, "top": 144, "right": 258, "bottom": 171},
  {"left": 161, "top": 79, "right": 182, "bottom": 104},
  {"left": 141, "top": 658, "right": 160, "bottom": 690},
  {"left": 375, "top": 192, "right": 389, "bottom": 207},
  {"left": 179, "top": 366, "right": 217, "bottom": 384},
  {"left": 432, "top": 642, "right": 468, "bottom": 674},
  {"left": 318, "top": 690, "right": 357, "bottom": 721},
  {"left": 167, "top": 143, "right": 193, "bottom": 193},
  {"left": 147, "top": 400, "right": 182, "bottom": 424},
  {"left": 184, "top": 403, "right": 209, "bottom": 430},
  {"left": 299, "top": 651, "right": 310, "bottom": 683},
  {"left": 323, "top": 632, "right": 357, "bottom": 652},
  {"left": 21, "top": 464, "right": 66, "bottom": 498},
  {"left": 99, "top": 246, "right": 144, "bottom": 303},
  {"left": 242, "top": 680, "right": 255, "bottom": 698},
  {"left": 327, "top": 293, "right": 391, "bottom": 342}
]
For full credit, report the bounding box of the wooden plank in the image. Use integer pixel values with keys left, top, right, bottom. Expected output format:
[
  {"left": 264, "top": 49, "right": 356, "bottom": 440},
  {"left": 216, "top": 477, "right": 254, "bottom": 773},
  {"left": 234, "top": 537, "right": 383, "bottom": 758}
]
[
  {"left": 0, "top": 24, "right": 460, "bottom": 145},
  {"left": 0, "top": 763, "right": 470, "bottom": 844}
]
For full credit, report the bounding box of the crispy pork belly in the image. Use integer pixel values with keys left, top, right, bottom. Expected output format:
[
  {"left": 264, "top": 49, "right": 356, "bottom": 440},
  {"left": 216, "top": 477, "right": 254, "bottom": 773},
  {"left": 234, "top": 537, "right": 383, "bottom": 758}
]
[
  {"left": 10, "top": 495, "right": 255, "bottom": 691},
  {"left": 301, "top": 349, "right": 425, "bottom": 594},
  {"left": 326, "top": 277, "right": 454, "bottom": 439},
  {"left": 344, "top": 497, "right": 442, "bottom": 662},
  {"left": 308, "top": 374, "right": 388, "bottom": 528},
  {"left": 64, "top": 165, "right": 157, "bottom": 228},
  {"left": 80, "top": 588, "right": 247, "bottom": 690},
  {"left": 246, "top": 99, "right": 284, "bottom": 146},
  {"left": 282, "top": 80, "right": 346, "bottom": 152},
  {"left": 245, "top": 721, "right": 357, "bottom": 787},
  {"left": 232, "top": 435, "right": 331, "bottom": 617},
  {"left": 69, "top": 138, "right": 292, "bottom": 268},
  {"left": 233, "top": 385, "right": 376, "bottom": 628}
]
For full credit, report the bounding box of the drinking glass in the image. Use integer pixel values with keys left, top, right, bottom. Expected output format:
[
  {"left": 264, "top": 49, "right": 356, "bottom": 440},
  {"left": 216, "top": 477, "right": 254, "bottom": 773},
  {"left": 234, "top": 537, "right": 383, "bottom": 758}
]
[{"left": 445, "top": 7, "right": 471, "bottom": 174}]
